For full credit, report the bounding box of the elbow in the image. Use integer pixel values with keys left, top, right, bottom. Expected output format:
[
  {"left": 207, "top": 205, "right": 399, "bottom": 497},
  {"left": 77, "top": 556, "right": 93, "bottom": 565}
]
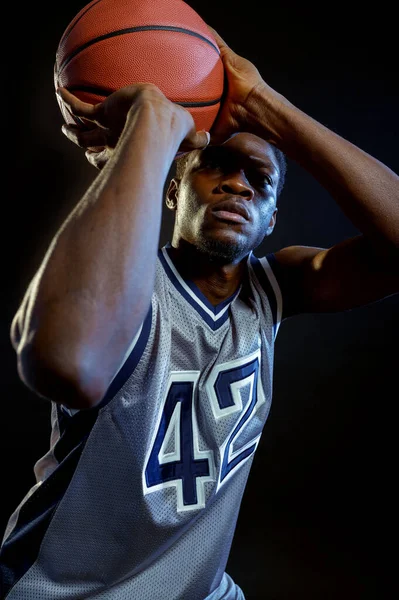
[{"left": 16, "top": 341, "right": 106, "bottom": 410}]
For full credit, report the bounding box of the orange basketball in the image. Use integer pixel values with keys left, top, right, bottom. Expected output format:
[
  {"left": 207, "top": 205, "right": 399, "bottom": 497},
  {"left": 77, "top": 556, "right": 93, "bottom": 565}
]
[{"left": 54, "top": 0, "right": 224, "bottom": 133}]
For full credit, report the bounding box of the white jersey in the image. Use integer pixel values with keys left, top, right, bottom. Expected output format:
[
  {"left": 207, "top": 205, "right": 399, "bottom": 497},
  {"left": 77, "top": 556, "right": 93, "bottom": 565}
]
[{"left": 1, "top": 243, "right": 283, "bottom": 599}]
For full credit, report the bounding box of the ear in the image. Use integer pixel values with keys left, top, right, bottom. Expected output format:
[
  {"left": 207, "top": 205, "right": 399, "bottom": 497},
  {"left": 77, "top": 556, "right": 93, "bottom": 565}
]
[
  {"left": 165, "top": 178, "right": 180, "bottom": 211},
  {"left": 266, "top": 207, "right": 278, "bottom": 236}
]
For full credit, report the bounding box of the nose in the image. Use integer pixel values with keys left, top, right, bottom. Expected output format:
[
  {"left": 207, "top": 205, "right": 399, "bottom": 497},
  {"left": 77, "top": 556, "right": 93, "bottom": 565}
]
[{"left": 219, "top": 170, "right": 254, "bottom": 200}]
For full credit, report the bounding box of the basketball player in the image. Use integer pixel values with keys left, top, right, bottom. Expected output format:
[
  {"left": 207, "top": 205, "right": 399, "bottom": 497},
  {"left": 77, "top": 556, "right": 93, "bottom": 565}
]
[{"left": 1, "top": 29, "right": 398, "bottom": 600}]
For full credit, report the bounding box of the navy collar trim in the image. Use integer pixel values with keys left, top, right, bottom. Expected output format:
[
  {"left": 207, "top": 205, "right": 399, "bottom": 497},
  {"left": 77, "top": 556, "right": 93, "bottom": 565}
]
[{"left": 159, "top": 243, "right": 244, "bottom": 330}]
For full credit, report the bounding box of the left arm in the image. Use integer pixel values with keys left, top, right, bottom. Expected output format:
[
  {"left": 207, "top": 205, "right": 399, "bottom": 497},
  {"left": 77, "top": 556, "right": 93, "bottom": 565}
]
[
  {"left": 247, "top": 84, "right": 399, "bottom": 254},
  {"left": 208, "top": 27, "right": 399, "bottom": 314},
  {"left": 247, "top": 75, "right": 399, "bottom": 316}
]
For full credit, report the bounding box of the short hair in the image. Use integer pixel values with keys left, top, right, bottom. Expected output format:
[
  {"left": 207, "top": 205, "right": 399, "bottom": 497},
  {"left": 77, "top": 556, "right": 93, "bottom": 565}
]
[
  {"left": 175, "top": 151, "right": 195, "bottom": 180},
  {"left": 175, "top": 145, "right": 287, "bottom": 198}
]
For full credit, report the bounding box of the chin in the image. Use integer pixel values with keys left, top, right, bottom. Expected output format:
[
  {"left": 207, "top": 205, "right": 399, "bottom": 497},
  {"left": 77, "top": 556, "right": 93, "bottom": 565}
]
[{"left": 195, "top": 234, "right": 250, "bottom": 264}]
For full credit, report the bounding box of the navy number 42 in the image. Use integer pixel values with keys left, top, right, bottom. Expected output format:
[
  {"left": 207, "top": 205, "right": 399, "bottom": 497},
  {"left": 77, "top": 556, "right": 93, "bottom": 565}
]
[{"left": 143, "top": 350, "right": 266, "bottom": 512}]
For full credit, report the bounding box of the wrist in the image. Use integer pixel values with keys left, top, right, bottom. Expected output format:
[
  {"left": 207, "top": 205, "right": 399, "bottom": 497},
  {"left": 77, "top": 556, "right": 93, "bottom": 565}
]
[
  {"left": 110, "top": 100, "right": 189, "bottom": 183},
  {"left": 243, "top": 81, "right": 296, "bottom": 148},
  {"left": 125, "top": 97, "right": 190, "bottom": 148}
]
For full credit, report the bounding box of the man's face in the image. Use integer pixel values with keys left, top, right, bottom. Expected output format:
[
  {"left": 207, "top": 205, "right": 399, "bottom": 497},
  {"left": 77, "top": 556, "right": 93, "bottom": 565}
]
[{"left": 168, "top": 133, "right": 280, "bottom": 263}]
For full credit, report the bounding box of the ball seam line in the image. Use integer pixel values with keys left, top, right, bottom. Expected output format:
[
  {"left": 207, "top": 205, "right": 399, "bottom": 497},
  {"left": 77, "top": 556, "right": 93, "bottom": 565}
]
[{"left": 57, "top": 25, "right": 220, "bottom": 76}]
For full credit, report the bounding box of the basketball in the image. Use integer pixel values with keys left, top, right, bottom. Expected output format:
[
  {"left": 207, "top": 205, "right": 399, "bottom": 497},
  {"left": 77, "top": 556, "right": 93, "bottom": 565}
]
[{"left": 54, "top": 0, "right": 224, "bottom": 133}]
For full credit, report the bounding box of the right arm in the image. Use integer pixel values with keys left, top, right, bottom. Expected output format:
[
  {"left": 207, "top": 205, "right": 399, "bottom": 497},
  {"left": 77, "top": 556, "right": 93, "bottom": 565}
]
[{"left": 12, "top": 85, "right": 208, "bottom": 409}]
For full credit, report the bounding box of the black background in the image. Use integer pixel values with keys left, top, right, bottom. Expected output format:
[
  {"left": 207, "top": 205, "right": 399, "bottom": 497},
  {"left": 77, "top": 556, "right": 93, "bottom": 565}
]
[{"left": 2, "top": 1, "right": 398, "bottom": 598}]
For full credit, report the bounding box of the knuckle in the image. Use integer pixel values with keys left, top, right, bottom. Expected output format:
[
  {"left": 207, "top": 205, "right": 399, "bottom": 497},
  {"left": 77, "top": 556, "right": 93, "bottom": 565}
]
[{"left": 139, "top": 83, "right": 164, "bottom": 99}]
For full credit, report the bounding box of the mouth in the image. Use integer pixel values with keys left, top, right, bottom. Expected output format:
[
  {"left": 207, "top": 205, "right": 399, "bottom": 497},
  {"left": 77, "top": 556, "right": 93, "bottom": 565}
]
[
  {"left": 212, "top": 210, "right": 248, "bottom": 224},
  {"left": 211, "top": 199, "right": 250, "bottom": 224}
]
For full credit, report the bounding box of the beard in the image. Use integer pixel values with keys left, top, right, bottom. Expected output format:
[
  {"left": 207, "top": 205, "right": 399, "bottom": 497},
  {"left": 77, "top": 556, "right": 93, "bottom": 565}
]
[{"left": 194, "top": 233, "right": 252, "bottom": 265}]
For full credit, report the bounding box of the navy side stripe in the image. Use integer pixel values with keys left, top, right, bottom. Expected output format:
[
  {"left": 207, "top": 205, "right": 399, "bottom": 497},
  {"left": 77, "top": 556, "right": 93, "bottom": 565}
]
[
  {"left": 53, "top": 405, "right": 99, "bottom": 464},
  {"left": 98, "top": 302, "right": 153, "bottom": 407},
  {"left": 0, "top": 435, "right": 93, "bottom": 597},
  {"left": 0, "top": 306, "right": 153, "bottom": 595}
]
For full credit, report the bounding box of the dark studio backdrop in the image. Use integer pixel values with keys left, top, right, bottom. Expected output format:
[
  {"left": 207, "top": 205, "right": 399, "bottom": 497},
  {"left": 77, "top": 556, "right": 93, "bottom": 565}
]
[{"left": 2, "top": 1, "right": 398, "bottom": 598}]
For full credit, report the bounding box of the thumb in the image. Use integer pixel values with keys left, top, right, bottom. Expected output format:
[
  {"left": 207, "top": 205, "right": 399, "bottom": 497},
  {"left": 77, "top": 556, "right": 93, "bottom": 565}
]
[
  {"left": 194, "top": 130, "right": 211, "bottom": 149},
  {"left": 180, "top": 130, "right": 210, "bottom": 153}
]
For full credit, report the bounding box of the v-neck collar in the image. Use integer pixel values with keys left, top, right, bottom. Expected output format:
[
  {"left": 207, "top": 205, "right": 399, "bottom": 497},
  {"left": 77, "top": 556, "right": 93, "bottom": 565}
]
[{"left": 158, "top": 243, "right": 246, "bottom": 330}]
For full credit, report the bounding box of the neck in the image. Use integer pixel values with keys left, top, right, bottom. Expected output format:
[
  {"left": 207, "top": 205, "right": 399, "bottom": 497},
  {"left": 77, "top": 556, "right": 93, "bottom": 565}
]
[{"left": 168, "top": 240, "right": 248, "bottom": 305}]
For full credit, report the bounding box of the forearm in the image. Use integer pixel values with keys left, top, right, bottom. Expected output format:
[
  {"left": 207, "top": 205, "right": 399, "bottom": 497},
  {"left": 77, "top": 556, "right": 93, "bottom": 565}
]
[
  {"left": 17, "top": 102, "right": 185, "bottom": 407},
  {"left": 247, "top": 83, "right": 399, "bottom": 253}
]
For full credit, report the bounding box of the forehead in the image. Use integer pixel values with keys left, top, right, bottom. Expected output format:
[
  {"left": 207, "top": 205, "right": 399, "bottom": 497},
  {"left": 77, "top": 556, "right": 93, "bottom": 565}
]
[
  {"left": 223, "top": 132, "right": 275, "bottom": 160},
  {"left": 192, "top": 132, "right": 279, "bottom": 173}
]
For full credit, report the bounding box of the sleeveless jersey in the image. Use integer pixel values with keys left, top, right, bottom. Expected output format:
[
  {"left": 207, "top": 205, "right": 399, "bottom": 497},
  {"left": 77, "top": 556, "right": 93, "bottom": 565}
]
[{"left": 1, "top": 243, "right": 283, "bottom": 599}]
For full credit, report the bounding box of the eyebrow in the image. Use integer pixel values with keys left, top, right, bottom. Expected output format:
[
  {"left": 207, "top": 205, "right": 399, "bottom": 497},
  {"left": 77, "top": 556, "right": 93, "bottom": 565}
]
[{"left": 247, "top": 155, "right": 277, "bottom": 172}]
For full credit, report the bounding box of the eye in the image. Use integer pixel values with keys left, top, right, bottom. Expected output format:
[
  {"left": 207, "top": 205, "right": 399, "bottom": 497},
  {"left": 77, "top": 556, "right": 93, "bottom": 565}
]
[
  {"left": 252, "top": 172, "right": 273, "bottom": 188},
  {"left": 201, "top": 158, "right": 222, "bottom": 170}
]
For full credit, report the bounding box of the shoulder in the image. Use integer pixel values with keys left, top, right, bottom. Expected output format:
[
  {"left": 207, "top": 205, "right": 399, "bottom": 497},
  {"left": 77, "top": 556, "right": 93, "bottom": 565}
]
[
  {"left": 247, "top": 245, "right": 325, "bottom": 324},
  {"left": 264, "top": 245, "right": 327, "bottom": 320}
]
